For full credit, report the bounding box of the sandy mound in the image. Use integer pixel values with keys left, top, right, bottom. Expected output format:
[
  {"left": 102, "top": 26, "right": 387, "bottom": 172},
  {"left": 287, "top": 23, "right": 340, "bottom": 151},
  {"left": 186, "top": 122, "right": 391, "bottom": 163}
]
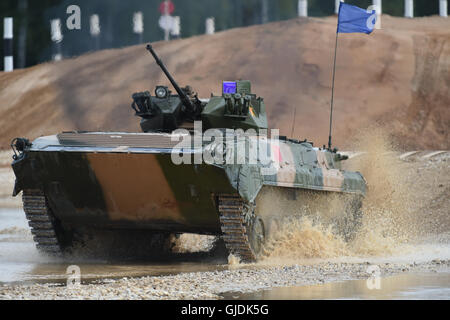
[{"left": 0, "top": 15, "right": 449, "bottom": 150}]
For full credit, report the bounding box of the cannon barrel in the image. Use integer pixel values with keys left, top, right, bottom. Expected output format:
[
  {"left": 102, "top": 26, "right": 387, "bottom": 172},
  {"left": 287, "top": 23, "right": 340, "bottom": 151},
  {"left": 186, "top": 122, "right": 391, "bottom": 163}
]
[{"left": 146, "top": 44, "right": 195, "bottom": 113}]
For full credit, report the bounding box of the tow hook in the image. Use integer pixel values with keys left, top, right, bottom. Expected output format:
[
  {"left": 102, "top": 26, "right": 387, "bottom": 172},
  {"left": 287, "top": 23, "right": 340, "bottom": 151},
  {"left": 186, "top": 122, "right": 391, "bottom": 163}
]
[{"left": 11, "top": 138, "right": 31, "bottom": 160}]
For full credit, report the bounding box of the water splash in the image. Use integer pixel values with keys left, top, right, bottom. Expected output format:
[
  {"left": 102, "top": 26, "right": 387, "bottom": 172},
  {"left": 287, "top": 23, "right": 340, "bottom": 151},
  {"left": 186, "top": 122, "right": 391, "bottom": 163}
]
[{"left": 253, "top": 127, "right": 446, "bottom": 266}]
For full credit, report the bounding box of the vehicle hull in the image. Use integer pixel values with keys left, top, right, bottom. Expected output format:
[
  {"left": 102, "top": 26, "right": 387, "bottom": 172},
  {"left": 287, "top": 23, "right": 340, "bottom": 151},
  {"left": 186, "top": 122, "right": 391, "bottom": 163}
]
[{"left": 11, "top": 132, "right": 366, "bottom": 259}]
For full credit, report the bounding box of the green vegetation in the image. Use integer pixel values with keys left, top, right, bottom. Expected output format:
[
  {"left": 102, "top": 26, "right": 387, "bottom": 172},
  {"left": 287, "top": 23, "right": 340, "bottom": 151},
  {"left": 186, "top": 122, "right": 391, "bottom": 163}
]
[{"left": 0, "top": 0, "right": 448, "bottom": 69}]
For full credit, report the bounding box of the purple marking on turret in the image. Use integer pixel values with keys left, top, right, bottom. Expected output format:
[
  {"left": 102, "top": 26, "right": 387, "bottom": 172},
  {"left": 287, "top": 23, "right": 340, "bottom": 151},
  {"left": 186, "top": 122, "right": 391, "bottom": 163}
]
[{"left": 223, "top": 81, "right": 237, "bottom": 94}]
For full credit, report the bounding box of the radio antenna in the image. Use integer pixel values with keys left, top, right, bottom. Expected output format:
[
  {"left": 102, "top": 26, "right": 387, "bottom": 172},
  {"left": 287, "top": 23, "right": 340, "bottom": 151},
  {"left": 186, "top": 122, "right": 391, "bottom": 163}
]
[{"left": 291, "top": 104, "right": 297, "bottom": 138}]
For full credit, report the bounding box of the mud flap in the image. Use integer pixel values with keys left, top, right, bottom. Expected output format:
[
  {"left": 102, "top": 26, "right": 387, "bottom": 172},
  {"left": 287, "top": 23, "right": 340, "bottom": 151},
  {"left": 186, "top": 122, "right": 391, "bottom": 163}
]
[
  {"left": 237, "top": 165, "right": 263, "bottom": 203},
  {"left": 223, "top": 165, "right": 263, "bottom": 203},
  {"left": 12, "top": 179, "right": 22, "bottom": 197}
]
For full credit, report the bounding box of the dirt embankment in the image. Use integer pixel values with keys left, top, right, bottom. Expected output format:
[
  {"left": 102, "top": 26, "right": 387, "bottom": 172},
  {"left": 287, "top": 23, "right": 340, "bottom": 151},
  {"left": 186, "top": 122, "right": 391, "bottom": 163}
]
[{"left": 0, "top": 15, "right": 449, "bottom": 151}]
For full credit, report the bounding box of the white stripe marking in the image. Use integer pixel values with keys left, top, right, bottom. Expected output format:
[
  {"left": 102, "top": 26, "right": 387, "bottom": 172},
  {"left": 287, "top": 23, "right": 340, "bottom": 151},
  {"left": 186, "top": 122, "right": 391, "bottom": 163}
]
[
  {"left": 348, "top": 152, "right": 366, "bottom": 159},
  {"left": 4, "top": 56, "right": 13, "bottom": 72},
  {"left": 339, "top": 151, "right": 367, "bottom": 159},
  {"left": 4, "top": 18, "right": 13, "bottom": 39},
  {"left": 399, "top": 151, "right": 418, "bottom": 160},
  {"left": 422, "top": 151, "right": 446, "bottom": 159},
  {"left": 340, "top": 151, "right": 449, "bottom": 160}
]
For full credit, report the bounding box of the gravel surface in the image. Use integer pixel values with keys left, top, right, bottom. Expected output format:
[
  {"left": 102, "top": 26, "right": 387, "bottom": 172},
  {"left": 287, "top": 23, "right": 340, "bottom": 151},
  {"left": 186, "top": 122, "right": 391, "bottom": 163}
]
[{"left": 0, "top": 260, "right": 448, "bottom": 300}]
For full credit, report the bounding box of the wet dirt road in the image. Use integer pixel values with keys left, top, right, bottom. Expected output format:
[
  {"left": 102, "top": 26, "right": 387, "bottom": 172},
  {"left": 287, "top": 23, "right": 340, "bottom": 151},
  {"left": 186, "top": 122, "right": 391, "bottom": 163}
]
[
  {"left": 0, "top": 208, "right": 227, "bottom": 285},
  {"left": 1, "top": 207, "right": 449, "bottom": 300}
]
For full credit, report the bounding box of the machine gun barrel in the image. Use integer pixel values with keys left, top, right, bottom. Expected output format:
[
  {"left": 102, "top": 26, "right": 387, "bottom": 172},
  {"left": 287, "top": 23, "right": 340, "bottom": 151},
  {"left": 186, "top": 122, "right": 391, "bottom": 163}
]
[{"left": 146, "top": 44, "right": 195, "bottom": 112}]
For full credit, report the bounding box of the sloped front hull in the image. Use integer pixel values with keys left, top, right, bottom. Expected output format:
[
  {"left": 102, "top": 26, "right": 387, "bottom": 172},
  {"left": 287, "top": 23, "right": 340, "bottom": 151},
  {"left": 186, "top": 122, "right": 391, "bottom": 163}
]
[{"left": 13, "top": 150, "right": 236, "bottom": 234}]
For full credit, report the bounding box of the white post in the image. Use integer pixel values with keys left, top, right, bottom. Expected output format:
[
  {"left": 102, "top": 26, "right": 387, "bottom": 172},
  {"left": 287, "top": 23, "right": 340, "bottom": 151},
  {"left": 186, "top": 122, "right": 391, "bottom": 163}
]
[
  {"left": 335, "top": 0, "right": 344, "bottom": 15},
  {"left": 50, "top": 19, "right": 63, "bottom": 61},
  {"left": 440, "top": 0, "right": 448, "bottom": 17},
  {"left": 298, "top": 0, "right": 308, "bottom": 17},
  {"left": 50, "top": 19, "right": 63, "bottom": 43},
  {"left": 171, "top": 16, "right": 181, "bottom": 38},
  {"left": 133, "top": 12, "right": 144, "bottom": 43},
  {"left": 3, "top": 17, "right": 13, "bottom": 72},
  {"left": 373, "top": 0, "right": 382, "bottom": 15},
  {"left": 205, "top": 17, "right": 215, "bottom": 35},
  {"left": 404, "top": 0, "right": 413, "bottom": 18},
  {"left": 90, "top": 14, "right": 101, "bottom": 50},
  {"left": 158, "top": 15, "right": 173, "bottom": 41},
  {"left": 90, "top": 15, "right": 101, "bottom": 37}
]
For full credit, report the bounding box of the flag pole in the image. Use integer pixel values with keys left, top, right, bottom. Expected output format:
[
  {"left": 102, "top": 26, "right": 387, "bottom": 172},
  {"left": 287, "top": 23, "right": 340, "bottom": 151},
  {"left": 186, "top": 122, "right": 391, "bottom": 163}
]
[
  {"left": 328, "top": 31, "right": 339, "bottom": 150},
  {"left": 328, "top": 2, "right": 376, "bottom": 149}
]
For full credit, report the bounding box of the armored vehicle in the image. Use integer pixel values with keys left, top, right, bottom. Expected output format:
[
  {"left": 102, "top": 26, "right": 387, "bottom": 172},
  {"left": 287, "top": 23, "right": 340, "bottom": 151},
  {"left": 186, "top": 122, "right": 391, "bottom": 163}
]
[{"left": 11, "top": 44, "right": 366, "bottom": 262}]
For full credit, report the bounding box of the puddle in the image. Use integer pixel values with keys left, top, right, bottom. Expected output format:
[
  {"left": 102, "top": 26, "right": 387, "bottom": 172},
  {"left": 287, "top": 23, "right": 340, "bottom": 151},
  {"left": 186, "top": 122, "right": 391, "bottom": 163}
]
[{"left": 224, "top": 272, "right": 450, "bottom": 300}]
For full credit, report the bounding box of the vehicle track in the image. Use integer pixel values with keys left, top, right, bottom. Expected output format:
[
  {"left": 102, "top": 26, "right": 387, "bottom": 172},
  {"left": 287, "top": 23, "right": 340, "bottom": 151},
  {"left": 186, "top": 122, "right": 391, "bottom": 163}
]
[
  {"left": 22, "top": 190, "right": 62, "bottom": 255},
  {"left": 218, "top": 194, "right": 257, "bottom": 262}
]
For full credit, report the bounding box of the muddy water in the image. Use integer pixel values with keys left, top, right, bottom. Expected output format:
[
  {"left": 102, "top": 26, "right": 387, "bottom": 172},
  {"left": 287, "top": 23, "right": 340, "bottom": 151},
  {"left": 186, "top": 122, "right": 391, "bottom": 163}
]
[
  {"left": 0, "top": 208, "right": 226, "bottom": 284},
  {"left": 225, "top": 272, "right": 450, "bottom": 300}
]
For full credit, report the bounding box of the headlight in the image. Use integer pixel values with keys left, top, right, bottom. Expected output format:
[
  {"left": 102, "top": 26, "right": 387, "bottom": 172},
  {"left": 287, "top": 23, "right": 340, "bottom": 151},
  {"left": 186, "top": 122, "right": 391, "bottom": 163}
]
[{"left": 155, "top": 86, "right": 168, "bottom": 98}]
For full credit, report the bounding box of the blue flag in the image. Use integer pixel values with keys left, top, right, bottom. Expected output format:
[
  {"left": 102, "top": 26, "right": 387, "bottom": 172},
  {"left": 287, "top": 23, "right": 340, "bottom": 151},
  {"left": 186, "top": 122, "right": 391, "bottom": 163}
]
[{"left": 337, "top": 2, "right": 377, "bottom": 34}]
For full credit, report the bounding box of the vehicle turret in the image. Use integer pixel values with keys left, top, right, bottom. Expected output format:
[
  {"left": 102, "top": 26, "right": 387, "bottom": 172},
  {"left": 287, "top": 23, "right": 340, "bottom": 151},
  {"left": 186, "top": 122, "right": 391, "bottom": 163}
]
[{"left": 132, "top": 44, "right": 267, "bottom": 133}]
